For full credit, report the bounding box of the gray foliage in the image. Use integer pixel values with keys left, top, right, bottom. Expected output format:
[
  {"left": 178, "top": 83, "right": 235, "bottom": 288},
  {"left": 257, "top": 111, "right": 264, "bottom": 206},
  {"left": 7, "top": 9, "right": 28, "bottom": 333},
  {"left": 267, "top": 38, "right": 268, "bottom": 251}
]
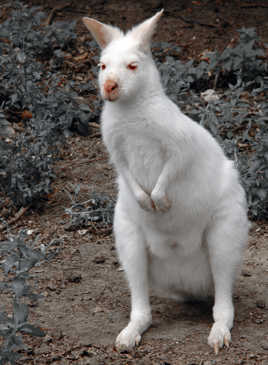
[
  {"left": 0, "top": 231, "right": 50, "bottom": 364},
  {"left": 65, "top": 190, "right": 115, "bottom": 231}
]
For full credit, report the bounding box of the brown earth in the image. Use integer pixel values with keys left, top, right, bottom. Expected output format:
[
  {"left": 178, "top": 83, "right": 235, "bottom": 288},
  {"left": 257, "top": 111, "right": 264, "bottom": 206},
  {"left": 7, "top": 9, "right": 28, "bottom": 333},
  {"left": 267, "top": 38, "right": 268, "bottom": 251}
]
[{"left": 1, "top": 1, "right": 268, "bottom": 364}]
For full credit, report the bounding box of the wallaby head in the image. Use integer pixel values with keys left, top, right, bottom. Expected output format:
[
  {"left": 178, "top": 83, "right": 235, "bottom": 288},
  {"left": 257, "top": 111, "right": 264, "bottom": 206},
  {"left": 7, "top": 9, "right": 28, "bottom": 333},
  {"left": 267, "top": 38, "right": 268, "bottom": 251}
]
[{"left": 82, "top": 10, "right": 163, "bottom": 102}]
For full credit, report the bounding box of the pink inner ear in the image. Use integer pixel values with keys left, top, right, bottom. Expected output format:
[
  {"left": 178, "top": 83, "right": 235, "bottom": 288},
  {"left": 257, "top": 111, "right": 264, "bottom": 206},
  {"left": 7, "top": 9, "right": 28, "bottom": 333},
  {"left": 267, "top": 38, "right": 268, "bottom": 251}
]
[
  {"left": 83, "top": 18, "right": 108, "bottom": 48},
  {"left": 98, "top": 30, "right": 106, "bottom": 48},
  {"left": 92, "top": 22, "right": 107, "bottom": 48}
]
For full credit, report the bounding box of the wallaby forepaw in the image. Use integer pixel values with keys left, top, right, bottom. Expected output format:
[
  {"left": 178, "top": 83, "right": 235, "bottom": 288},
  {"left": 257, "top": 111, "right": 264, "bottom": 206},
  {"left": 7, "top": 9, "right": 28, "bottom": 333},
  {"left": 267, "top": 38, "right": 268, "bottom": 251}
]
[
  {"left": 208, "top": 322, "right": 231, "bottom": 354},
  {"left": 151, "top": 190, "right": 171, "bottom": 212},
  {"left": 136, "top": 190, "right": 155, "bottom": 212},
  {"left": 115, "top": 326, "right": 141, "bottom": 351}
]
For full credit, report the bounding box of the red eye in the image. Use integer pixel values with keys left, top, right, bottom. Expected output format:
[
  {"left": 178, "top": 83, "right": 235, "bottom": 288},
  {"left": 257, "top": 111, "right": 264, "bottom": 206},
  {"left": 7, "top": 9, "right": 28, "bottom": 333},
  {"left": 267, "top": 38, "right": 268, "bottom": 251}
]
[
  {"left": 98, "top": 63, "right": 106, "bottom": 70},
  {"left": 127, "top": 63, "right": 138, "bottom": 71}
]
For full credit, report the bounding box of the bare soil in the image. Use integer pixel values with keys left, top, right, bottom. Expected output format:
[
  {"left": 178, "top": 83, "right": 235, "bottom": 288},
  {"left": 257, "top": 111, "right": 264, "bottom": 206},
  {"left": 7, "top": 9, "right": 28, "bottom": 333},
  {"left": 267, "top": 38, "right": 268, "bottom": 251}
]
[{"left": 1, "top": 1, "right": 268, "bottom": 364}]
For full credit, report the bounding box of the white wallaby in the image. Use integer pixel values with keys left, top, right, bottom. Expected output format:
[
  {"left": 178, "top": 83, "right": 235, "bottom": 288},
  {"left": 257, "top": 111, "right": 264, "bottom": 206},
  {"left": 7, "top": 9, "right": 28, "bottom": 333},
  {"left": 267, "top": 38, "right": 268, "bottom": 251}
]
[{"left": 83, "top": 10, "right": 249, "bottom": 354}]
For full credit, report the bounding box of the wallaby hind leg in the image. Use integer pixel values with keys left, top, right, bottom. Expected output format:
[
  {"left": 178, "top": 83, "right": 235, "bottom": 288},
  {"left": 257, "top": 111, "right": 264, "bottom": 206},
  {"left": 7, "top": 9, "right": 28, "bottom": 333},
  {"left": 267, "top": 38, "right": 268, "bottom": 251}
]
[
  {"left": 206, "top": 205, "right": 248, "bottom": 354},
  {"left": 114, "top": 202, "right": 152, "bottom": 350}
]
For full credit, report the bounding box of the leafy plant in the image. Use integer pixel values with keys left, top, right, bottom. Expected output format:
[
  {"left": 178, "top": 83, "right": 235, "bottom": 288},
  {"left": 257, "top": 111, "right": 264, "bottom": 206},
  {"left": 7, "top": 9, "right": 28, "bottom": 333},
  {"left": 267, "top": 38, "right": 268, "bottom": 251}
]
[
  {"left": 0, "top": 1, "right": 99, "bottom": 208},
  {"left": 64, "top": 187, "right": 115, "bottom": 231},
  {"left": 0, "top": 231, "right": 55, "bottom": 364}
]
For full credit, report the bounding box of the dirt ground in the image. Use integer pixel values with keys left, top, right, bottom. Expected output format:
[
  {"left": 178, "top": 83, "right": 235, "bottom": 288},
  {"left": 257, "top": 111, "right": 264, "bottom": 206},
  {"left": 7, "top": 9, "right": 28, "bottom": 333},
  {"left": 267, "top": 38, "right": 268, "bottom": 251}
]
[{"left": 1, "top": 0, "right": 268, "bottom": 364}]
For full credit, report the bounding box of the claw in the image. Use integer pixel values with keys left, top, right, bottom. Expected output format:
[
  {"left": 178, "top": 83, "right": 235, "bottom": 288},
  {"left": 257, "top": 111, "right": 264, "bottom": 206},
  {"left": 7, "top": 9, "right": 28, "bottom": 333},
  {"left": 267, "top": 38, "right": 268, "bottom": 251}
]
[
  {"left": 214, "top": 343, "right": 219, "bottom": 355},
  {"left": 224, "top": 336, "right": 230, "bottom": 348},
  {"left": 135, "top": 335, "right": 141, "bottom": 346}
]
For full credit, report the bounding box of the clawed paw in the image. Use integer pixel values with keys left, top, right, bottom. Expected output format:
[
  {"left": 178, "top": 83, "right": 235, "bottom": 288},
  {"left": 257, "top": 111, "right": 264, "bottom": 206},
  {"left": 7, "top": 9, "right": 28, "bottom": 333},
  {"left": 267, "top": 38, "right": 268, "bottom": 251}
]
[
  {"left": 136, "top": 190, "right": 155, "bottom": 212},
  {"left": 115, "top": 326, "right": 142, "bottom": 351},
  {"left": 136, "top": 188, "right": 171, "bottom": 213},
  {"left": 151, "top": 190, "right": 171, "bottom": 213},
  {"left": 208, "top": 322, "right": 231, "bottom": 355}
]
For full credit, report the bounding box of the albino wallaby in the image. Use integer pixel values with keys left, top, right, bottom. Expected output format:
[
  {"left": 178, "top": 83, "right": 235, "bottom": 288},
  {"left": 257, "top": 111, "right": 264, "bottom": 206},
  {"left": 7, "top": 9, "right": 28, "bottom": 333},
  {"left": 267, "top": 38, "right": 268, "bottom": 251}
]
[{"left": 82, "top": 10, "right": 249, "bottom": 354}]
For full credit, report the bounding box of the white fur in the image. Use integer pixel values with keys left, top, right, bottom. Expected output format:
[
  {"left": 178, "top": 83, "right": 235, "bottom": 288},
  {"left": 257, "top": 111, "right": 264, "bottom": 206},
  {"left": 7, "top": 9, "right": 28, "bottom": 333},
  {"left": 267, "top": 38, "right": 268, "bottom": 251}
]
[{"left": 83, "top": 10, "right": 249, "bottom": 353}]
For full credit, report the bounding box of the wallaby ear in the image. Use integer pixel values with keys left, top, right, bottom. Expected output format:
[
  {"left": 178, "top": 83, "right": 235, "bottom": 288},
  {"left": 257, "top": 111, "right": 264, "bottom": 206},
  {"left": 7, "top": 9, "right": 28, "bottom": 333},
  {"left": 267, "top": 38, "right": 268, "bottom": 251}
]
[
  {"left": 82, "top": 17, "right": 122, "bottom": 49},
  {"left": 128, "top": 9, "right": 164, "bottom": 53}
]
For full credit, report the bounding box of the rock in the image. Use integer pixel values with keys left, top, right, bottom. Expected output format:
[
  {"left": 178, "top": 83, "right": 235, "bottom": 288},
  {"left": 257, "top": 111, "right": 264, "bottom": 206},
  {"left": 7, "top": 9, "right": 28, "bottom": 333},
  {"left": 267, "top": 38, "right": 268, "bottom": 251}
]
[
  {"left": 35, "top": 343, "right": 51, "bottom": 355},
  {"left": 93, "top": 255, "right": 106, "bottom": 264},
  {"left": 66, "top": 272, "right": 82, "bottom": 283},
  {"left": 261, "top": 341, "right": 268, "bottom": 350},
  {"left": 241, "top": 269, "right": 251, "bottom": 277},
  {"left": 0, "top": 114, "right": 15, "bottom": 137},
  {"left": 256, "top": 299, "right": 266, "bottom": 309},
  {"left": 201, "top": 89, "right": 220, "bottom": 102}
]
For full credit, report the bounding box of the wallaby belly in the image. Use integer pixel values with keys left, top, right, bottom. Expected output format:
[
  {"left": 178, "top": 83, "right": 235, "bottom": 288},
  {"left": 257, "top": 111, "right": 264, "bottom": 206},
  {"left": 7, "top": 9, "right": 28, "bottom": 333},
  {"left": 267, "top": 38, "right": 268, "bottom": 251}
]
[{"left": 148, "top": 244, "right": 214, "bottom": 300}]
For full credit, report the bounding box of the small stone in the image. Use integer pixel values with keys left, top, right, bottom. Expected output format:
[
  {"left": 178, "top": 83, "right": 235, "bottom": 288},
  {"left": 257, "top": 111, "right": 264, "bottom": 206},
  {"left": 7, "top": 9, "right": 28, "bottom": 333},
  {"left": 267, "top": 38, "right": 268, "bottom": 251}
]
[
  {"left": 35, "top": 344, "right": 51, "bottom": 355},
  {"left": 67, "top": 273, "right": 82, "bottom": 283},
  {"left": 0, "top": 117, "right": 15, "bottom": 137},
  {"left": 78, "top": 229, "right": 88, "bottom": 236},
  {"left": 93, "top": 255, "right": 106, "bottom": 264},
  {"left": 201, "top": 89, "right": 220, "bottom": 102},
  {"left": 261, "top": 341, "right": 268, "bottom": 350},
  {"left": 44, "top": 334, "right": 53, "bottom": 343},
  {"left": 241, "top": 269, "right": 251, "bottom": 277},
  {"left": 92, "top": 306, "right": 104, "bottom": 314},
  {"left": 256, "top": 299, "right": 266, "bottom": 309}
]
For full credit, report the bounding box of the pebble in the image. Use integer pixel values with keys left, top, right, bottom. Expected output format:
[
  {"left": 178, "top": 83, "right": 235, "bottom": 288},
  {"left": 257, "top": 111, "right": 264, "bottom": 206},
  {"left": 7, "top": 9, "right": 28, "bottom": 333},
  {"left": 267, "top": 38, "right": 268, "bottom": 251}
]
[
  {"left": 67, "top": 273, "right": 82, "bottom": 283},
  {"left": 201, "top": 89, "right": 220, "bottom": 102},
  {"left": 78, "top": 229, "right": 88, "bottom": 236},
  {"left": 93, "top": 255, "right": 106, "bottom": 264},
  {"left": 256, "top": 299, "right": 266, "bottom": 309},
  {"left": 261, "top": 341, "right": 268, "bottom": 350},
  {"left": 0, "top": 118, "right": 15, "bottom": 137},
  {"left": 241, "top": 269, "right": 251, "bottom": 277}
]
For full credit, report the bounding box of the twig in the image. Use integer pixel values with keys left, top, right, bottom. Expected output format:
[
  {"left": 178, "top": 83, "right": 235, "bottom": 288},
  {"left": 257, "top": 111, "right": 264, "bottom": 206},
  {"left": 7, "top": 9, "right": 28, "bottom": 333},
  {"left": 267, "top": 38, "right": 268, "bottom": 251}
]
[
  {"left": 90, "top": 132, "right": 102, "bottom": 138},
  {"left": 241, "top": 4, "right": 268, "bottom": 9},
  {"left": 0, "top": 206, "right": 29, "bottom": 232},
  {"left": 213, "top": 71, "right": 220, "bottom": 90},
  {"left": 43, "top": 3, "right": 71, "bottom": 26},
  {"left": 177, "top": 14, "right": 216, "bottom": 28},
  {"left": 90, "top": 122, "right": 100, "bottom": 129},
  {"left": 76, "top": 156, "right": 106, "bottom": 166}
]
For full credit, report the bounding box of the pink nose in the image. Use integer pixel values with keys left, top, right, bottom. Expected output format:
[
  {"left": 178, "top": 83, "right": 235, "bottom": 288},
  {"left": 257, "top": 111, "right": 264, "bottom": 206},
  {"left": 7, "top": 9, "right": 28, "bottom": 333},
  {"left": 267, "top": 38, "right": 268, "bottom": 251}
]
[{"left": 103, "top": 80, "right": 119, "bottom": 100}]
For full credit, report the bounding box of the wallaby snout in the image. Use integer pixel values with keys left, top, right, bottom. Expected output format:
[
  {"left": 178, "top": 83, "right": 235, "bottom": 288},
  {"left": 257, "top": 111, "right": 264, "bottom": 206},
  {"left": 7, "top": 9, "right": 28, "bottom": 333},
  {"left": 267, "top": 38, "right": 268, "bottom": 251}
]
[{"left": 103, "top": 79, "right": 119, "bottom": 101}]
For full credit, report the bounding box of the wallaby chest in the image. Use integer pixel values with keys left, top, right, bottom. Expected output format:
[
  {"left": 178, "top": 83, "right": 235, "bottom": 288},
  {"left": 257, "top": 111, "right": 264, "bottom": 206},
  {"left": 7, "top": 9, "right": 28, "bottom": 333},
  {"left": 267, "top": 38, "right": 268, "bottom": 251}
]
[
  {"left": 126, "top": 133, "right": 164, "bottom": 188},
  {"left": 102, "top": 110, "right": 165, "bottom": 192}
]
